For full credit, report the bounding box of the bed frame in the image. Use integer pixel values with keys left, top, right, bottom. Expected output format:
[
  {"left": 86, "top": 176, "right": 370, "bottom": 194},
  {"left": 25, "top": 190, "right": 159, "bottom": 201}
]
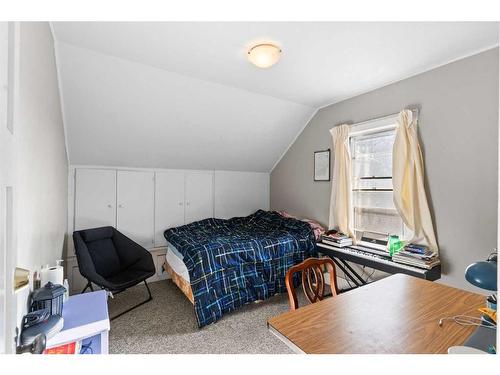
[{"left": 163, "top": 261, "right": 194, "bottom": 304}]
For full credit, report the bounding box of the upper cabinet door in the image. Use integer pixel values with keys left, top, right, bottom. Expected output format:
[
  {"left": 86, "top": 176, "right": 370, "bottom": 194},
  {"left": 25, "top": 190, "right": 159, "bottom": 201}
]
[
  {"left": 116, "top": 170, "right": 155, "bottom": 249},
  {"left": 185, "top": 171, "right": 214, "bottom": 224},
  {"left": 154, "top": 170, "right": 185, "bottom": 247},
  {"left": 75, "top": 169, "right": 116, "bottom": 230}
]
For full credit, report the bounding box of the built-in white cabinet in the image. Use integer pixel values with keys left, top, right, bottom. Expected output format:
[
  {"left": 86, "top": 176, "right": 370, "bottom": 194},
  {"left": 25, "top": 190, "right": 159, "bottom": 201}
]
[
  {"left": 74, "top": 168, "right": 217, "bottom": 249},
  {"left": 155, "top": 170, "right": 186, "bottom": 246},
  {"left": 116, "top": 170, "right": 155, "bottom": 248},
  {"left": 74, "top": 169, "right": 116, "bottom": 230},
  {"left": 75, "top": 169, "right": 155, "bottom": 248},
  {"left": 73, "top": 168, "right": 270, "bottom": 249},
  {"left": 154, "top": 170, "right": 214, "bottom": 247},
  {"left": 69, "top": 166, "right": 269, "bottom": 292}
]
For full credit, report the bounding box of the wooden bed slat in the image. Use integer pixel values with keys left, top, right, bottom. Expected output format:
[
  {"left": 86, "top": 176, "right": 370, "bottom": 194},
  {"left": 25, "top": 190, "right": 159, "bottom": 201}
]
[{"left": 163, "top": 261, "right": 194, "bottom": 304}]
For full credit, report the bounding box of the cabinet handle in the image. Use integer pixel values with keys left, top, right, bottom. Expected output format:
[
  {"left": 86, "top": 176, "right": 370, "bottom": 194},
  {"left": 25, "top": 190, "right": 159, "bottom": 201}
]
[
  {"left": 107, "top": 204, "right": 112, "bottom": 208},
  {"left": 186, "top": 202, "right": 190, "bottom": 206},
  {"left": 119, "top": 204, "right": 124, "bottom": 208},
  {"left": 178, "top": 202, "right": 183, "bottom": 206}
]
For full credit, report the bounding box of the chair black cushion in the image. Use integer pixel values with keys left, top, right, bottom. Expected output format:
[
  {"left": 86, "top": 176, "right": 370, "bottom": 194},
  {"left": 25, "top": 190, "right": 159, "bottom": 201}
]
[
  {"left": 80, "top": 226, "right": 114, "bottom": 242},
  {"left": 86, "top": 238, "right": 121, "bottom": 278},
  {"left": 73, "top": 226, "right": 155, "bottom": 292},
  {"left": 107, "top": 266, "right": 153, "bottom": 289}
]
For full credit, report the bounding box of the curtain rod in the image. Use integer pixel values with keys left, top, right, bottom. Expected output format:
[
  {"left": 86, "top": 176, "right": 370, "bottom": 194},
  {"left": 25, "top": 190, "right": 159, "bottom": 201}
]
[{"left": 350, "top": 108, "right": 419, "bottom": 128}]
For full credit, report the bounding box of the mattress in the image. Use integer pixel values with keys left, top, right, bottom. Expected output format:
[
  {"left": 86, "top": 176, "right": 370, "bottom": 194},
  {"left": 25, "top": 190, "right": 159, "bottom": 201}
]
[{"left": 165, "top": 242, "right": 190, "bottom": 282}]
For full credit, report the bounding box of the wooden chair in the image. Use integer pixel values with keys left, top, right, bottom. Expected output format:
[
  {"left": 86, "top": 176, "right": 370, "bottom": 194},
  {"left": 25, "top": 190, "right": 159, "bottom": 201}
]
[{"left": 285, "top": 257, "right": 339, "bottom": 310}]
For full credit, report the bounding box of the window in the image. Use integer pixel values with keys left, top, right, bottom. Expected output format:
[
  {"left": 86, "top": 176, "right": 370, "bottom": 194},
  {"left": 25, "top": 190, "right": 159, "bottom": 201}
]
[{"left": 349, "top": 120, "right": 405, "bottom": 246}]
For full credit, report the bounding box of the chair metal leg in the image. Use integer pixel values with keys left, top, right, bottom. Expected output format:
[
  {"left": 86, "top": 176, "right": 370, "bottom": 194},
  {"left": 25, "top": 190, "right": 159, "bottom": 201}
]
[
  {"left": 110, "top": 280, "right": 153, "bottom": 321},
  {"left": 81, "top": 281, "right": 94, "bottom": 294},
  {"left": 144, "top": 280, "right": 152, "bottom": 300}
]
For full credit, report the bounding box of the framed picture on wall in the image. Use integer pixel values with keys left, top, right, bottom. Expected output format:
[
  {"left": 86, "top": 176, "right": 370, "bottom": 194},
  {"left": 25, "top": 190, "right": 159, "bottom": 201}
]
[{"left": 314, "top": 149, "right": 330, "bottom": 181}]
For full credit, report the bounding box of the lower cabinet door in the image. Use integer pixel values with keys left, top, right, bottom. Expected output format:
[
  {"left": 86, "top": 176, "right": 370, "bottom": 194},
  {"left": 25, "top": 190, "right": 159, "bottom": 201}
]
[{"left": 67, "top": 258, "right": 87, "bottom": 295}]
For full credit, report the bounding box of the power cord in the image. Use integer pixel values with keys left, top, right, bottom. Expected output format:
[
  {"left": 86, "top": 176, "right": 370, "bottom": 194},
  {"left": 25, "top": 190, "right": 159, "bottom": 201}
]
[
  {"left": 363, "top": 267, "right": 376, "bottom": 282},
  {"left": 438, "top": 315, "right": 496, "bottom": 330}
]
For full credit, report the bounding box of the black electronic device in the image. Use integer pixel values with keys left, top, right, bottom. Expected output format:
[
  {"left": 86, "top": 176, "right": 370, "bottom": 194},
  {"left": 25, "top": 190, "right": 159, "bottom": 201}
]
[
  {"left": 31, "top": 282, "right": 66, "bottom": 316},
  {"left": 19, "top": 286, "right": 66, "bottom": 349},
  {"left": 16, "top": 333, "right": 46, "bottom": 354},
  {"left": 20, "top": 314, "right": 63, "bottom": 347},
  {"left": 22, "top": 309, "right": 50, "bottom": 329}
]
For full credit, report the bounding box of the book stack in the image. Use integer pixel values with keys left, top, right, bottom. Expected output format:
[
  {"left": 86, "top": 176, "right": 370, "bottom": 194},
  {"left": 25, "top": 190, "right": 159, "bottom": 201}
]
[
  {"left": 392, "top": 243, "right": 440, "bottom": 269},
  {"left": 321, "top": 231, "right": 353, "bottom": 248}
]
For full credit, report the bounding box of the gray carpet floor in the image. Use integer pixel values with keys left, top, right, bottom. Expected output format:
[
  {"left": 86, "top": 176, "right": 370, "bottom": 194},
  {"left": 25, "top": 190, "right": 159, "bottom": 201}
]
[{"left": 107, "top": 280, "right": 299, "bottom": 354}]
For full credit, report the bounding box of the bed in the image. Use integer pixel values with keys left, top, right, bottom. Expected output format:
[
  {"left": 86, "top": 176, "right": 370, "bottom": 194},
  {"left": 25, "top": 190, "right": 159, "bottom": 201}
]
[
  {"left": 163, "top": 244, "right": 194, "bottom": 303},
  {"left": 163, "top": 210, "right": 317, "bottom": 327}
]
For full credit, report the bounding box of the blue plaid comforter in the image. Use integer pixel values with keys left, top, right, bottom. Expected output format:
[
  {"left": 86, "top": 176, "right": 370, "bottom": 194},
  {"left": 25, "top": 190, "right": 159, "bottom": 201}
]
[{"left": 164, "top": 210, "right": 317, "bottom": 327}]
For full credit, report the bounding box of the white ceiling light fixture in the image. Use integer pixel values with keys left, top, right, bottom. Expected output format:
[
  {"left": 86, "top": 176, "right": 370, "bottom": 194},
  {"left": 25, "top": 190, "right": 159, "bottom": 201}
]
[{"left": 247, "top": 43, "right": 282, "bottom": 68}]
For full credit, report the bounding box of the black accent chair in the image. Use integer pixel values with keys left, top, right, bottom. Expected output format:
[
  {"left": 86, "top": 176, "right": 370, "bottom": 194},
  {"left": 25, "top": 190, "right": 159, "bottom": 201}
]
[{"left": 73, "top": 226, "right": 156, "bottom": 320}]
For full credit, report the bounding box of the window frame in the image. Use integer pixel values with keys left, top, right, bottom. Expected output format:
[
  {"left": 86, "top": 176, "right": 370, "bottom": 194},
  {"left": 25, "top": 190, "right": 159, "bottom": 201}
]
[{"left": 348, "top": 114, "right": 407, "bottom": 246}]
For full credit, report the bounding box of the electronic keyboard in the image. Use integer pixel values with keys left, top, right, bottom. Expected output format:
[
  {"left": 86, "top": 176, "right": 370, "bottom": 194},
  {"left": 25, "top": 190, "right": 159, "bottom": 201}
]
[{"left": 317, "top": 242, "right": 441, "bottom": 281}]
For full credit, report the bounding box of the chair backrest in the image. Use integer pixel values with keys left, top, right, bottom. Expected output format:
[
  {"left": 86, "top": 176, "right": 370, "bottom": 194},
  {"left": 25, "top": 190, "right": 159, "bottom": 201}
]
[
  {"left": 285, "top": 257, "right": 338, "bottom": 310},
  {"left": 75, "top": 226, "right": 121, "bottom": 278}
]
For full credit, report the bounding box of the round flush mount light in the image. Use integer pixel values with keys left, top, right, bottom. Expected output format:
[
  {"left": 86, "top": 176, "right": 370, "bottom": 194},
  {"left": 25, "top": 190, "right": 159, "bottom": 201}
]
[{"left": 247, "top": 43, "right": 282, "bottom": 68}]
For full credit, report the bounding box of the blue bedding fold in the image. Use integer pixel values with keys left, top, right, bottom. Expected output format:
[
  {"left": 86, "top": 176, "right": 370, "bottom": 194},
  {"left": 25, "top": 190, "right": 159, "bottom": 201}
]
[{"left": 164, "top": 210, "right": 317, "bottom": 327}]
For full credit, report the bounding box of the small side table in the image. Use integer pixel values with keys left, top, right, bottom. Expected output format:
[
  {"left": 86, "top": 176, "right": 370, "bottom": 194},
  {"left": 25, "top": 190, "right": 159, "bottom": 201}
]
[{"left": 46, "top": 290, "right": 110, "bottom": 354}]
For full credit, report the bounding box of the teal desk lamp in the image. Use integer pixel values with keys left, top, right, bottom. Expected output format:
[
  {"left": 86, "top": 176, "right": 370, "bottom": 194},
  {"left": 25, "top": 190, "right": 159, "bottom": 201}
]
[{"left": 465, "top": 252, "right": 497, "bottom": 292}]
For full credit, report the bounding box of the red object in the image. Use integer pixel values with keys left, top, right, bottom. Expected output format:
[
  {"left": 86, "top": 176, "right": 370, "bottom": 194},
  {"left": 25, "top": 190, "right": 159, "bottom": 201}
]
[{"left": 44, "top": 341, "right": 79, "bottom": 354}]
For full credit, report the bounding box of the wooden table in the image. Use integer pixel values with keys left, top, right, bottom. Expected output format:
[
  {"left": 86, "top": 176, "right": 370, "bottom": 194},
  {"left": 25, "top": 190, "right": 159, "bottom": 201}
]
[{"left": 268, "top": 274, "right": 487, "bottom": 354}]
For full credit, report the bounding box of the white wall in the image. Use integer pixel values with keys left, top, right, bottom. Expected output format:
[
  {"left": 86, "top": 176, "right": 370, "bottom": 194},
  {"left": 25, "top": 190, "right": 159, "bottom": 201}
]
[
  {"left": 214, "top": 170, "right": 270, "bottom": 219},
  {"left": 15, "top": 22, "right": 68, "bottom": 272},
  {"left": 12, "top": 22, "right": 68, "bottom": 345}
]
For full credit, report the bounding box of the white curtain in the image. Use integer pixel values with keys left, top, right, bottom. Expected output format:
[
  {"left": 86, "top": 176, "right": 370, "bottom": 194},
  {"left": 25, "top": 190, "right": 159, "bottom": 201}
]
[
  {"left": 328, "top": 124, "right": 355, "bottom": 238},
  {"left": 393, "top": 110, "right": 438, "bottom": 252}
]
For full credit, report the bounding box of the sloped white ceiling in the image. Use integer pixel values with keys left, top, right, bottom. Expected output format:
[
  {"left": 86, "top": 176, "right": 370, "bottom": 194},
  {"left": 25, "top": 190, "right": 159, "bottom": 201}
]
[
  {"left": 55, "top": 43, "right": 313, "bottom": 171},
  {"left": 52, "top": 22, "right": 498, "bottom": 172}
]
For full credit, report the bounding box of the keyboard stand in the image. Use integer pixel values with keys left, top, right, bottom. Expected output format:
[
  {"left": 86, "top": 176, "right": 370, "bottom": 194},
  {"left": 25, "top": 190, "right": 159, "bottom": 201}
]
[
  {"left": 317, "top": 242, "right": 441, "bottom": 289},
  {"left": 331, "top": 257, "right": 368, "bottom": 288}
]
